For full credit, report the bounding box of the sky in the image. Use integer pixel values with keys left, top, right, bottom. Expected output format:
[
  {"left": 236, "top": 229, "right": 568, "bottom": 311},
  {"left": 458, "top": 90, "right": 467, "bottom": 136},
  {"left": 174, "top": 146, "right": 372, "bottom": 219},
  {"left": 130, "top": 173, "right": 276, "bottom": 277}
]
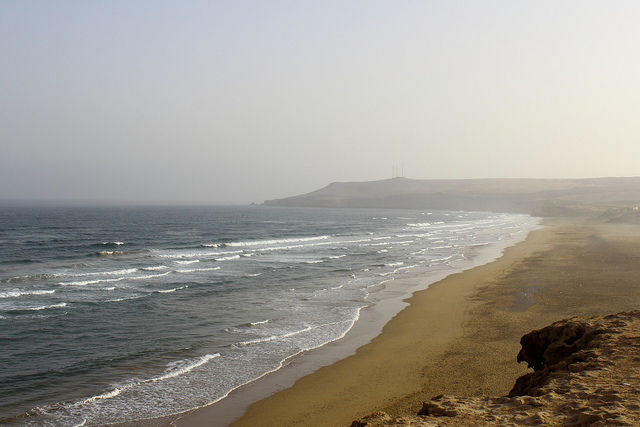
[{"left": 2, "top": 1, "right": 640, "bottom": 204}]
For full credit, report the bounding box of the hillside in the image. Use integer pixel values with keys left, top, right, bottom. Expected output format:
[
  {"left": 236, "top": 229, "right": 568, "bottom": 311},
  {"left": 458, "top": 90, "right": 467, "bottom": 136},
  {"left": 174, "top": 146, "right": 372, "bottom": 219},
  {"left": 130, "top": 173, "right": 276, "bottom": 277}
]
[{"left": 264, "top": 177, "right": 640, "bottom": 216}]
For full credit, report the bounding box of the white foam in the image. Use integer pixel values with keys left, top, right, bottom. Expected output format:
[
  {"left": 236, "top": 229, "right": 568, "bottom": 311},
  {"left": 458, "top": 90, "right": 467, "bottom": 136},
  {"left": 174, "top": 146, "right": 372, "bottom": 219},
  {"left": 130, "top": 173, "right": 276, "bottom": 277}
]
[
  {"left": 226, "top": 236, "right": 329, "bottom": 247},
  {"left": 75, "top": 353, "right": 221, "bottom": 405},
  {"left": 61, "top": 277, "right": 126, "bottom": 286},
  {"left": 386, "top": 262, "right": 404, "bottom": 267},
  {"left": 79, "top": 387, "right": 123, "bottom": 404},
  {"left": 246, "top": 273, "right": 262, "bottom": 277},
  {"left": 158, "top": 285, "right": 188, "bottom": 294},
  {"left": 305, "top": 260, "right": 323, "bottom": 264},
  {"left": 327, "top": 254, "right": 346, "bottom": 259},
  {"left": 155, "top": 250, "right": 242, "bottom": 259},
  {"left": 175, "top": 266, "right": 221, "bottom": 273},
  {"left": 0, "top": 289, "right": 55, "bottom": 298},
  {"left": 132, "top": 272, "right": 172, "bottom": 280},
  {"left": 74, "top": 268, "right": 138, "bottom": 277},
  {"left": 215, "top": 255, "right": 240, "bottom": 261},
  {"left": 60, "top": 271, "right": 170, "bottom": 286},
  {"left": 106, "top": 295, "right": 143, "bottom": 303},
  {"left": 250, "top": 319, "right": 270, "bottom": 326},
  {"left": 153, "top": 353, "right": 220, "bottom": 382},
  {"left": 237, "top": 326, "right": 313, "bottom": 346},
  {"left": 24, "top": 302, "right": 67, "bottom": 311},
  {"left": 5, "top": 273, "right": 63, "bottom": 283},
  {"left": 175, "top": 260, "right": 199, "bottom": 265},
  {"left": 141, "top": 265, "right": 169, "bottom": 271},
  {"left": 335, "top": 238, "right": 371, "bottom": 244},
  {"left": 361, "top": 241, "right": 391, "bottom": 247},
  {"left": 98, "top": 250, "right": 123, "bottom": 256}
]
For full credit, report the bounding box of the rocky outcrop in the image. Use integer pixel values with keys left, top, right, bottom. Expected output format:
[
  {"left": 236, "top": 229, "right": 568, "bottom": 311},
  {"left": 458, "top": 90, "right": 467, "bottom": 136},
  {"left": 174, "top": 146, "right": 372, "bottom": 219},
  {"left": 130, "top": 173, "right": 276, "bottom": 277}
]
[
  {"left": 508, "top": 319, "right": 600, "bottom": 396},
  {"left": 351, "top": 311, "right": 640, "bottom": 426}
]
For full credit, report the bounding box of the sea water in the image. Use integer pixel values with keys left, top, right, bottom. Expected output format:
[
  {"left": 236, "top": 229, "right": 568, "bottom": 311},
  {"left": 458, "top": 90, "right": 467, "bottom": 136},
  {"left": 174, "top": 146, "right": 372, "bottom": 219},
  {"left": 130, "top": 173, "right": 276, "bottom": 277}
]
[{"left": 0, "top": 206, "right": 538, "bottom": 425}]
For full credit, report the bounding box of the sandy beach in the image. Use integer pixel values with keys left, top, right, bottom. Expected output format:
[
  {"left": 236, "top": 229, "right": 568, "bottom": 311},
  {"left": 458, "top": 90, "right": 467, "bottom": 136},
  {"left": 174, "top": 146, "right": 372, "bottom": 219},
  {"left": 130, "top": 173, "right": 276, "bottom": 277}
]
[{"left": 171, "top": 219, "right": 640, "bottom": 426}]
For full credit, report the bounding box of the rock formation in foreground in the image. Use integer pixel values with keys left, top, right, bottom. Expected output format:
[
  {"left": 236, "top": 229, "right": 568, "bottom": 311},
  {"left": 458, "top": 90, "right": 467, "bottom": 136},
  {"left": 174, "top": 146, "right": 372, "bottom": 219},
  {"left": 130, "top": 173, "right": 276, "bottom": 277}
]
[{"left": 351, "top": 311, "right": 640, "bottom": 426}]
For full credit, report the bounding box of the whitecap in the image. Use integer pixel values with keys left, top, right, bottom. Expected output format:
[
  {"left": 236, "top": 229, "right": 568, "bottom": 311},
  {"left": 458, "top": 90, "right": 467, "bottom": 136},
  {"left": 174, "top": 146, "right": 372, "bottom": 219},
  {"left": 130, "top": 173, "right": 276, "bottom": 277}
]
[
  {"left": 140, "top": 265, "right": 169, "bottom": 271},
  {"left": 175, "top": 260, "right": 199, "bottom": 265},
  {"left": 158, "top": 285, "right": 188, "bottom": 294},
  {"left": 22, "top": 302, "right": 67, "bottom": 311},
  {"left": 386, "top": 262, "right": 404, "bottom": 267},
  {"left": 74, "top": 268, "right": 138, "bottom": 277},
  {"left": 201, "top": 243, "right": 221, "bottom": 248},
  {"left": 75, "top": 353, "right": 220, "bottom": 405},
  {"left": 236, "top": 326, "right": 312, "bottom": 346},
  {"left": 226, "top": 235, "right": 329, "bottom": 247},
  {"left": 215, "top": 255, "right": 240, "bottom": 261},
  {"left": 155, "top": 250, "right": 242, "bottom": 259},
  {"left": 60, "top": 271, "right": 170, "bottom": 286},
  {"left": 106, "top": 295, "right": 143, "bottom": 303},
  {"left": 60, "top": 277, "right": 126, "bottom": 287},
  {"left": 0, "top": 289, "right": 55, "bottom": 298},
  {"left": 97, "top": 250, "right": 123, "bottom": 256},
  {"left": 5, "top": 273, "right": 63, "bottom": 283},
  {"left": 175, "top": 266, "right": 221, "bottom": 273},
  {"left": 153, "top": 353, "right": 220, "bottom": 382}
]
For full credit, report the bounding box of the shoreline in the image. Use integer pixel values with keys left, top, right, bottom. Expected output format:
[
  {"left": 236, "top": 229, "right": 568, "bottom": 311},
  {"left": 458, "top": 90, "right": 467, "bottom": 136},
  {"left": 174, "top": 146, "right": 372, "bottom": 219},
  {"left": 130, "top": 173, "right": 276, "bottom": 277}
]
[
  {"left": 217, "top": 219, "right": 640, "bottom": 426},
  {"left": 166, "top": 219, "right": 540, "bottom": 426}
]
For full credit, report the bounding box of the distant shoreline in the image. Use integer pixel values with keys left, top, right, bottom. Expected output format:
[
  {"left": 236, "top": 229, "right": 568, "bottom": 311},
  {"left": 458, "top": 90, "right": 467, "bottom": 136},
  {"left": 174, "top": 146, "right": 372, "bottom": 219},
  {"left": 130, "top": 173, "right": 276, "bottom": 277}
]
[{"left": 264, "top": 176, "right": 640, "bottom": 219}]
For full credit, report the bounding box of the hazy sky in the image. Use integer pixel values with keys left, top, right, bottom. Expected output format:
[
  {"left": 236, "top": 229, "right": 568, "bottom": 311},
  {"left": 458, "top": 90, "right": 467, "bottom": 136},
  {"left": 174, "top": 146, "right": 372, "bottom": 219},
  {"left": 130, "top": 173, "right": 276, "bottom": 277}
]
[{"left": 2, "top": 1, "right": 640, "bottom": 204}]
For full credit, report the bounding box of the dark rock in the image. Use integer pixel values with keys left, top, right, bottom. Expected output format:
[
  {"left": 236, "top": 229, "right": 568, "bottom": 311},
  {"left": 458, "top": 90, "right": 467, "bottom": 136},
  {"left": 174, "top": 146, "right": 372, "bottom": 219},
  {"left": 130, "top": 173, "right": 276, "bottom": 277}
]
[
  {"left": 516, "top": 321, "right": 596, "bottom": 370},
  {"left": 510, "top": 319, "right": 599, "bottom": 397}
]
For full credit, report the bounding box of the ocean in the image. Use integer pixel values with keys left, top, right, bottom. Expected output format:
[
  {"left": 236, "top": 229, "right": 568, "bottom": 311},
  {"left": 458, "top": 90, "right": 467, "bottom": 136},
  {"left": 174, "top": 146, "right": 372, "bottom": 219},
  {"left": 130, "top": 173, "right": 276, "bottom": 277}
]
[{"left": 0, "top": 205, "right": 538, "bottom": 425}]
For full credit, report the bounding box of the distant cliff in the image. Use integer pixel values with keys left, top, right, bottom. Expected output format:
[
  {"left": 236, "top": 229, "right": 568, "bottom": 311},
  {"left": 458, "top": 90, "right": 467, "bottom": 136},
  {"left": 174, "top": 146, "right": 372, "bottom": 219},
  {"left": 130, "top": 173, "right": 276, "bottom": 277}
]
[{"left": 264, "top": 177, "right": 640, "bottom": 216}]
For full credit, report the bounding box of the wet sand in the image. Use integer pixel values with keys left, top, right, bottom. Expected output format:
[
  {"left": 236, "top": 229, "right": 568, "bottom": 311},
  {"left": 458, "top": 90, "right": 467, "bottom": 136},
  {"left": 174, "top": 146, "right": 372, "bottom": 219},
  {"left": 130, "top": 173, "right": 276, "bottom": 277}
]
[{"left": 175, "top": 220, "right": 640, "bottom": 426}]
